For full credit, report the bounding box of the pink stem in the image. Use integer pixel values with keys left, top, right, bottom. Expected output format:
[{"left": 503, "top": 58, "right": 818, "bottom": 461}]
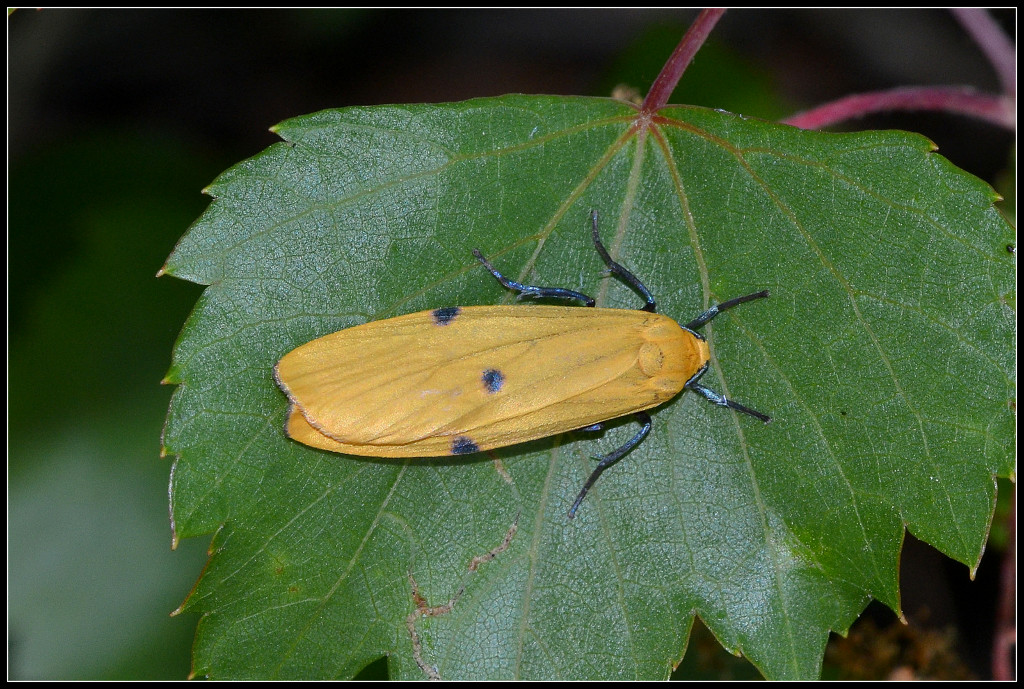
[
  {"left": 951, "top": 8, "right": 1015, "bottom": 97},
  {"left": 782, "top": 86, "right": 1014, "bottom": 131},
  {"left": 641, "top": 9, "right": 725, "bottom": 114}
]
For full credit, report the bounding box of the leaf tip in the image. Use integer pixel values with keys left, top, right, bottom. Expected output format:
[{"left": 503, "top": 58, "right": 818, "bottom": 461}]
[{"left": 162, "top": 364, "right": 183, "bottom": 385}]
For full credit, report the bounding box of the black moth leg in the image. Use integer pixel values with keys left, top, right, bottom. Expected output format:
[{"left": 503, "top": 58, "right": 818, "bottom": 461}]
[
  {"left": 682, "top": 287, "right": 772, "bottom": 425},
  {"left": 568, "top": 412, "right": 652, "bottom": 519},
  {"left": 687, "top": 376, "right": 771, "bottom": 423},
  {"left": 472, "top": 249, "right": 595, "bottom": 306},
  {"left": 589, "top": 210, "right": 657, "bottom": 312},
  {"left": 473, "top": 210, "right": 660, "bottom": 312}
]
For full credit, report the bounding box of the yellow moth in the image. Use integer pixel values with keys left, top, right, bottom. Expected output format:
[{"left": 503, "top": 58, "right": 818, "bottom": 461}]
[{"left": 275, "top": 211, "right": 769, "bottom": 517}]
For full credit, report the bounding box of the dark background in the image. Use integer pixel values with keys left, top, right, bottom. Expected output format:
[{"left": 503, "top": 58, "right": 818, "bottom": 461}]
[{"left": 8, "top": 9, "right": 1014, "bottom": 679}]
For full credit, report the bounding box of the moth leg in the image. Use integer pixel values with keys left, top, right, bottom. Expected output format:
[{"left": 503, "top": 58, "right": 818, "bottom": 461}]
[
  {"left": 568, "top": 411, "right": 652, "bottom": 519},
  {"left": 589, "top": 209, "right": 657, "bottom": 313},
  {"left": 687, "top": 382, "right": 771, "bottom": 423},
  {"left": 681, "top": 290, "right": 771, "bottom": 423},
  {"left": 685, "top": 364, "right": 771, "bottom": 423},
  {"left": 472, "top": 249, "right": 595, "bottom": 306}
]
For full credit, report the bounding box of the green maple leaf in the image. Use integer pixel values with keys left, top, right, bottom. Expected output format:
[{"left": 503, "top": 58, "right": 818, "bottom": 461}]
[{"left": 162, "top": 96, "right": 1015, "bottom": 679}]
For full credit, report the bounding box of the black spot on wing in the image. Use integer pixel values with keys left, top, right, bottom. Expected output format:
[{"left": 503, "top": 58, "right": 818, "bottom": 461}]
[
  {"left": 451, "top": 436, "right": 479, "bottom": 455},
  {"left": 432, "top": 307, "right": 461, "bottom": 325},
  {"left": 482, "top": 368, "right": 504, "bottom": 394}
]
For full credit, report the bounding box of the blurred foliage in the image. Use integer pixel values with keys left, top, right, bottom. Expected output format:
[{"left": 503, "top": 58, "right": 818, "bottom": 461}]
[
  {"left": 8, "top": 134, "right": 218, "bottom": 678},
  {"left": 825, "top": 614, "right": 974, "bottom": 680}
]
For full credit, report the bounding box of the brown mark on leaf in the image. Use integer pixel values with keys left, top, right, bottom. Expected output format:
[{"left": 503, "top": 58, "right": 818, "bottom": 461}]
[
  {"left": 492, "top": 454, "right": 513, "bottom": 483},
  {"left": 405, "top": 513, "right": 520, "bottom": 680}
]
